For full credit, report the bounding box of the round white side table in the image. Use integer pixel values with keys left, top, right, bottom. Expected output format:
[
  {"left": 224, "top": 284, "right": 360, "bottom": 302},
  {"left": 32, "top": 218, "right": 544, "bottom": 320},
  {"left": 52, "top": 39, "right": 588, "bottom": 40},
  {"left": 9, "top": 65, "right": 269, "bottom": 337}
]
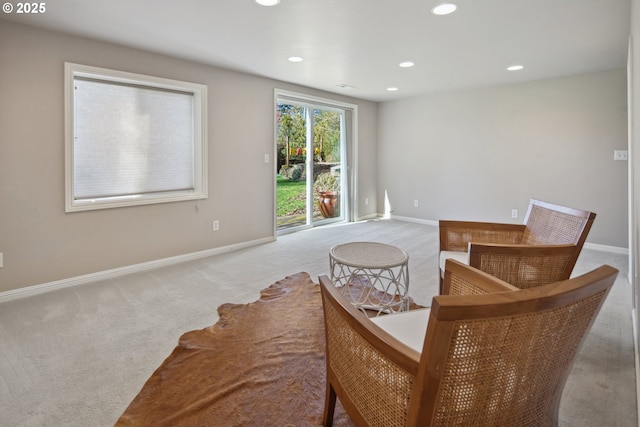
[{"left": 329, "top": 241, "right": 410, "bottom": 315}]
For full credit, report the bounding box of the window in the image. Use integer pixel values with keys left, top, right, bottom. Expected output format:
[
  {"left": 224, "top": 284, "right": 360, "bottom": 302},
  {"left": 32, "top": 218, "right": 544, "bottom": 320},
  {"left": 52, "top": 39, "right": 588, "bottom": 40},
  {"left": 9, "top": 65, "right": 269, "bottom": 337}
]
[{"left": 64, "top": 63, "right": 207, "bottom": 212}]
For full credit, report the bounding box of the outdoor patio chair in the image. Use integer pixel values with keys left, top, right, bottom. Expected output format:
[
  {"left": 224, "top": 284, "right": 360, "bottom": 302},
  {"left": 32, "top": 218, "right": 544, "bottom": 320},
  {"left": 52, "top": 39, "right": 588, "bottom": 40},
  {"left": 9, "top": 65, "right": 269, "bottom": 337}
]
[
  {"left": 439, "top": 198, "right": 596, "bottom": 292},
  {"left": 319, "top": 259, "right": 617, "bottom": 427}
]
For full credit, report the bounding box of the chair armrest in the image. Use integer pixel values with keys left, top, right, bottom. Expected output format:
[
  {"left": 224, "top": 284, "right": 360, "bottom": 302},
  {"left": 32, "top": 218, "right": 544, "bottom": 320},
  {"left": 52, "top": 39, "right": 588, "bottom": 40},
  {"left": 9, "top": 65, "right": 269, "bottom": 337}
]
[
  {"left": 439, "top": 220, "right": 525, "bottom": 252},
  {"left": 319, "top": 275, "right": 420, "bottom": 369},
  {"left": 319, "top": 275, "right": 420, "bottom": 426},
  {"left": 442, "top": 259, "right": 519, "bottom": 295},
  {"left": 468, "top": 243, "right": 577, "bottom": 289}
]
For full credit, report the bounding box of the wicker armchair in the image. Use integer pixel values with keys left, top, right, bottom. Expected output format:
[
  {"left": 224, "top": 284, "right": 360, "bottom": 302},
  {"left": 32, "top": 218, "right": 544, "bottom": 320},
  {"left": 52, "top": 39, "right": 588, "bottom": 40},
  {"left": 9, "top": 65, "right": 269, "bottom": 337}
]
[
  {"left": 439, "top": 198, "right": 596, "bottom": 292},
  {"left": 319, "top": 259, "right": 617, "bottom": 427}
]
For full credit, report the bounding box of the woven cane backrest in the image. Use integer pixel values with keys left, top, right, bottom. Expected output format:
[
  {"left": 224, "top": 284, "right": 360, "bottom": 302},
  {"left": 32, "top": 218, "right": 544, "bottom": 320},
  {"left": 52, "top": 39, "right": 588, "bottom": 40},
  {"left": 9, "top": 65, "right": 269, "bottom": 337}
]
[
  {"left": 522, "top": 199, "right": 595, "bottom": 246},
  {"left": 429, "top": 292, "right": 606, "bottom": 426},
  {"left": 469, "top": 243, "right": 577, "bottom": 290},
  {"left": 408, "top": 261, "right": 617, "bottom": 426},
  {"left": 444, "top": 260, "right": 520, "bottom": 295}
]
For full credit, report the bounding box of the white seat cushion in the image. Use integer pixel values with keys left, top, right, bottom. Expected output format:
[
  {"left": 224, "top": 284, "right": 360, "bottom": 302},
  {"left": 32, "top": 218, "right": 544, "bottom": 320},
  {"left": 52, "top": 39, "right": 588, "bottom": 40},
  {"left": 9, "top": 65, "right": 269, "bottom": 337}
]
[
  {"left": 369, "top": 308, "right": 430, "bottom": 353},
  {"left": 439, "top": 251, "right": 469, "bottom": 277}
]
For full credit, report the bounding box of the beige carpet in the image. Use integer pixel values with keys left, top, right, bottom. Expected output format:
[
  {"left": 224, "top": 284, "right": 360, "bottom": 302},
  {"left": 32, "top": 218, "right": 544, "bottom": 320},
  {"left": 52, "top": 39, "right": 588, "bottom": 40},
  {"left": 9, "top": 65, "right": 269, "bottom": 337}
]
[
  {"left": 0, "top": 220, "right": 635, "bottom": 426},
  {"left": 116, "top": 273, "right": 352, "bottom": 426}
]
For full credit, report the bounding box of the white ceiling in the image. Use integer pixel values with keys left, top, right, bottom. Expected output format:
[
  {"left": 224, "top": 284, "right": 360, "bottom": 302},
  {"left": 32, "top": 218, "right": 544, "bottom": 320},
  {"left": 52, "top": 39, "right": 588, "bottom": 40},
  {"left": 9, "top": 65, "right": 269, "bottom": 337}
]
[{"left": 2, "top": 0, "right": 631, "bottom": 101}]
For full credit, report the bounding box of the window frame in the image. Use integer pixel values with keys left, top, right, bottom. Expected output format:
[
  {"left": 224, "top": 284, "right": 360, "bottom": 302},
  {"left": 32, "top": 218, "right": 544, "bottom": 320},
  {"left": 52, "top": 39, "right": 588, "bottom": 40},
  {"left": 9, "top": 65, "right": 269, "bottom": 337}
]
[{"left": 64, "top": 62, "right": 208, "bottom": 212}]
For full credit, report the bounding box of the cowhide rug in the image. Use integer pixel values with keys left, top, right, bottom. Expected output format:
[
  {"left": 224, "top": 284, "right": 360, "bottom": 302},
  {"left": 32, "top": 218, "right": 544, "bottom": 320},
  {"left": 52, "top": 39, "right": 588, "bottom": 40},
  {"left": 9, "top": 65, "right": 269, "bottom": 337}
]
[{"left": 116, "top": 272, "right": 353, "bottom": 427}]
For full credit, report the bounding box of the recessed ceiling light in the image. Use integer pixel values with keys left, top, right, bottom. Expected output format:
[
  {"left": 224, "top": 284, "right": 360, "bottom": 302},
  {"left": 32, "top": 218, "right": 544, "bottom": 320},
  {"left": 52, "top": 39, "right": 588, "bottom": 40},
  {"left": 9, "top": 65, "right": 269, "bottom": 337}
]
[
  {"left": 507, "top": 65, "right": 524, "bottom": 71},
  {"left": 387, "top": 87, "right": 399, "bottom": 92},
  {"left": 256, "top": 0, "right": 280, "bottom": 6},
  {"left": 399, "top": 61, "right": 415, "bottom": 68},
  {"left": 288, "top": 56, "right": 304, "bottom": 63},
  {"left": 432, "top": 3, "right": 457, "bottom": 15}
]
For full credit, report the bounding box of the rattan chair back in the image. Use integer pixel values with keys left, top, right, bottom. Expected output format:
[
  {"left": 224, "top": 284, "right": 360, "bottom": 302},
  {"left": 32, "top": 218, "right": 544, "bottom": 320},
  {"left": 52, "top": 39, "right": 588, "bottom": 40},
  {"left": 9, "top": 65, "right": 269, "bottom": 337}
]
[
  {"left": 319, "top": 260, "right": 618, "bottom": 427},
  {"left": 468, "top": 243, "right": 578, "bottom": 289},
  {"left": 438, "top": 199, "right": 596, "bottom": 292},
  {"left": 522, "top": 199, "right": 595, "bottom": 246}
]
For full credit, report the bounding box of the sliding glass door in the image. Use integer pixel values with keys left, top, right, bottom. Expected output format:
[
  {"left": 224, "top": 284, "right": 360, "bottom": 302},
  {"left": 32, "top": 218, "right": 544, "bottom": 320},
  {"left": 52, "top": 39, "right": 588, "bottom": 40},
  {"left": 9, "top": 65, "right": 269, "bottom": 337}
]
[{"left": 276, "top": 98, "right": 346, "bottom": 232}]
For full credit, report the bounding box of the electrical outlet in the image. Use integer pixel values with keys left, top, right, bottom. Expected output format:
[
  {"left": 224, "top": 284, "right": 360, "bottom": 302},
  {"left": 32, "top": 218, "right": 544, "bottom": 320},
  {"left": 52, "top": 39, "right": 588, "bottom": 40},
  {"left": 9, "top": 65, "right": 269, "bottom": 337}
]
[
  {"left": 511, "top": 209, "right": 518, "bottom": 219},
  {"left": 364, "top": 198, "right": 369, "bottom": 205},
  {"left": 414, "top": 200, "right": 419, "bottom": 208},
  {"left": 212, "top": 220, "right": 220, "bottom": 231},
  {"left": 614, "top": 150, "right": 628, "bottom": 161},
  {"left": 0, "top": 252, "right": 3, "bottom": 268}
]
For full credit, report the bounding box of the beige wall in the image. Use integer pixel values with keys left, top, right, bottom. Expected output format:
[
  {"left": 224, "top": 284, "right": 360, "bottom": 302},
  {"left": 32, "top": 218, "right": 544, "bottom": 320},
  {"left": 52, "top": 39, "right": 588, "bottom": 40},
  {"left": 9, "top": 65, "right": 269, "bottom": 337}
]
[
  {"left": 0, "top": 19, "right": 630, "bottom": 293},
  {"left": 378, "top": 69, "right": 629, "bottom": 248},
  {"left": 0, "top": 21, "right": 379, "bottom": 292},
  {"left": 630, "top": 0, "right": 640, "bottom": 363}
]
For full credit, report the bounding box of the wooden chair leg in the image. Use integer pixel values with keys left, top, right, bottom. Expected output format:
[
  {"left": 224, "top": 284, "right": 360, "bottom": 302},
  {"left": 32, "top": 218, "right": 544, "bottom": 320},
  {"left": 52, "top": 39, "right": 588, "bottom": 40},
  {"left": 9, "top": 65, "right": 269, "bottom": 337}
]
[{"left": 323, "top": 382, "right": 337, "bottom": 427}]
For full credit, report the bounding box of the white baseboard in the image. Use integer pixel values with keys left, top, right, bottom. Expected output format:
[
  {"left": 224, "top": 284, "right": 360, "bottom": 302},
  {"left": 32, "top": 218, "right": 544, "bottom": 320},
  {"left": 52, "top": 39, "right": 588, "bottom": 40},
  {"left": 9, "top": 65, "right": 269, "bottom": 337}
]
[
  {"left": 356, "top": 212, "right": 380, "bottom": 221},
  {"left": 0, "top": 236, "right": 275, "bottom": 303},
  {"left": 390, "top": 215, "right": 439, "bottom": 227},
  {"left": 583, "top": 242, "right": 630, "bottom": 255},
  {"left": 1, "top": 219, "right": 629, "bottom": 303},
  {"left": 633, "top": 309, "right": 640, "bottom": 427}
]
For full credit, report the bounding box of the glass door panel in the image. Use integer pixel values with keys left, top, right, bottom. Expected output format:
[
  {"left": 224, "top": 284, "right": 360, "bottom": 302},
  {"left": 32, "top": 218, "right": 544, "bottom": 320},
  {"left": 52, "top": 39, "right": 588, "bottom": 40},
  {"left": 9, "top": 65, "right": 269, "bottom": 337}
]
[
  {"left": 276, "top": 101, "right": 345, "bottom": 232},
  {"left": 311, "top": 108, "right": 342, "bottom": 224},
  {"left": 276, "top": 103, "right": 308, "bottom": 230}
]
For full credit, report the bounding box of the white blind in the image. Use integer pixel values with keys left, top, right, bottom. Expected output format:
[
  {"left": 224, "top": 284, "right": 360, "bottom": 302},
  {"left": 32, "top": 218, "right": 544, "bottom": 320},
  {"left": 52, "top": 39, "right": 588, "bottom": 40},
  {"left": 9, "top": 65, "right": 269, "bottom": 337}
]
[{"left": 73, "top": 78, "right": 195, "bottom": 200}]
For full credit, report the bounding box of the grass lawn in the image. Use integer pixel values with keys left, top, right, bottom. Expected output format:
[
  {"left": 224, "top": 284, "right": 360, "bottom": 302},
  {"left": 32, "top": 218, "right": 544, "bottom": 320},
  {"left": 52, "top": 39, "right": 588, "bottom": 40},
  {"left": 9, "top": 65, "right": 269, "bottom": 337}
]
[{"left": 276, "top": 176, "right": 307, "bottom": 217}]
